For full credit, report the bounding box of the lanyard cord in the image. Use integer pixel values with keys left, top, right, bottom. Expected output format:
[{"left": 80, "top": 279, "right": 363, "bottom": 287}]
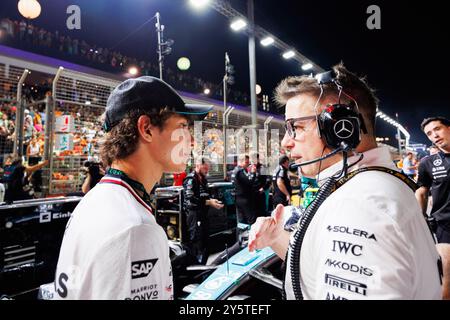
[
  {"left": 105, "top": 168, "right": 152, "bottom": 204},
  {"left": 288, "top": 165, "right": 417, "bottom": 300}
]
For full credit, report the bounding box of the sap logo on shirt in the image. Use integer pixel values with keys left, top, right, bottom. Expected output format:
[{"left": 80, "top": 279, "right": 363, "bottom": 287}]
[
  {"left": 131, "top": 259, "right": 158, "bottom": 279},
  {"left": 325, "top": 258, "right": 374, "bottom": 276},
  {"left": 332, "top": 240, "right": 363, "bottom": 256},
  {"left": 326, "top": 225, "right": 377, "bottom": 241},
  {"left": 326, "top": 292, "right": 348, "bottom": 300},
  {"left": 324, "top": 273, "right": 367, "bottom": 296}
]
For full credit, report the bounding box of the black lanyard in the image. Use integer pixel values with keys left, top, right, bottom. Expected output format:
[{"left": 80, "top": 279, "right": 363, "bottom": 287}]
[
  {"left": 285, "top": 165, "right": 420, "bottom": 300},
  {"left": 105, "top": 168, "right": 152, "bottom": 207}
]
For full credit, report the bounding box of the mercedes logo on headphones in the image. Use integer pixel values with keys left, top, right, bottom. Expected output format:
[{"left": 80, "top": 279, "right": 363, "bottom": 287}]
[{"left": 334, "top": 119, "right": 354, "bottom": 139}]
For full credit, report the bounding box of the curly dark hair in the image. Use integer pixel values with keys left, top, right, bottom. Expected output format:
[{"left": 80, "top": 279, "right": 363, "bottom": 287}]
[{"left": 99, "top": 108, "right": 176, "bottom": 167}]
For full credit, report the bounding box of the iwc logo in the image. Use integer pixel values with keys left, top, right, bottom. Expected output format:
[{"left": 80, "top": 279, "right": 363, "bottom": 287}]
[
  {"left": 433, "top": 159, "right": 443, "bottom": 167},
  {"left": 334, "top": 119, "right": 354, "bottom": 139}
]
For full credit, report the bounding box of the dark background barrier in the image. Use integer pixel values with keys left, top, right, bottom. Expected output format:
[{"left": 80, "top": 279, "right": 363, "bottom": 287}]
[
  {"left": 155, "top": 183, "right": 237, "bottom": 251},
  {"left": 0, "top": 183, "right": 236, "bottom": 299},
  {"left": 0, "top": 197, "right": 81, "bottom": 299}
]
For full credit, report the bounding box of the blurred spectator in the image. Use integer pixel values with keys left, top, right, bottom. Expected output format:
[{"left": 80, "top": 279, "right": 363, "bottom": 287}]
[
  {"left": 2, "top": 157, "right": 48, "bottom": 203},
  {"left": 173, "top": 171, "right": 187, "bottom": 187},
  {"left": 1, "top": 17, "right": 255, "bottom": 108},
  {"left": 402, "top": 152, "right": 417, "bottom": 179},
  {"left": 430, "top": 144, "right": 440, "bottom": 155},
  {"left": 26, "top": 134, "right": 41, "bottom": 164}
]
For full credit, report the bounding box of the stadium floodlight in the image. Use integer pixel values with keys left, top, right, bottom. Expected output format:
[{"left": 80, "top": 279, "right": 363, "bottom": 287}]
[
  {"left": 18, "top": 0, "right": 41, "bottom": 20},
  {"left": 256, "top": 84, "right": 262, "bottom": 95},
  {"left": 283, "top": 50, "right": 295, "bottom": 59},
  {"left": 177, "top": 57, "right": 191, "bottom": 71},
  {"left": 260, "top": 37, "right": 274, "bottom": 47},
  {"left": 230, "top": 18, "right": 247, "bottom": 31},
  {"left": 189, "top": 0, "right": 210, "bottom": 9},
  {"left": 301, "top": 63, "right": 313, "bottom": 71},
  {"left": 128, "top": 66, "right": 139, "bottom": 76}
]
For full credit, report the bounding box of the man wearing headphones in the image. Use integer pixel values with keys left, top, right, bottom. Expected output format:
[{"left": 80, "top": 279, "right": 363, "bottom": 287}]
[
  {"left": 54, "top": 77, "right": 211, "bottom": 299},
  {"left": 249, "top": 64, "right": 442, "bottom": 299}
]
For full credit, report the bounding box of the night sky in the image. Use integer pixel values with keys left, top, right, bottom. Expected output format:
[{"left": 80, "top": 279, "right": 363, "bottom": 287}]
[{"left": 1, "top": 0, "right": 449, "bottom": 145}]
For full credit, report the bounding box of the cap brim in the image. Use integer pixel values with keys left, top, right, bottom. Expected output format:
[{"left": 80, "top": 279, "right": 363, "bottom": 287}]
[{"left": 176, "top": 104, "right": 213, "bottom": 120}]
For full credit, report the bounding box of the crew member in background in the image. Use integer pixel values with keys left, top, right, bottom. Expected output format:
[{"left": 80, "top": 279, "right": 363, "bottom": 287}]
[
  {"left": 251, "top": 153, "right": 272, "bottom": 217},
  {"left": 183, "top": 158, "right": 224, "bottom": 264},
  {"left": 416, "top": 117, "right": 450, "bottom": 243},
  {"left": 272, "top": 155, "right": 292, "bottom": 207},
  {"left": 232, "top": 155, "right": 258, "bottom": 225}
]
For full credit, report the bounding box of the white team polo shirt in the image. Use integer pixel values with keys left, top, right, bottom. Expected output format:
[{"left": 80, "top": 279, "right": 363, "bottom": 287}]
[
  {"left": 54, "top": 177, "right": 173, "bottom": 300},
  {"left": 285, "top": 147, "right": 442, "bottom": 300}
]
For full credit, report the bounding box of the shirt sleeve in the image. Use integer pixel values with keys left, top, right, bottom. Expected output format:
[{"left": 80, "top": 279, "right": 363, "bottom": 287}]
[
  {"left": 417, "top": 158, "right": 432, "bottom": 188},
  {"left": 76, "top": 224, "right": 173, "bottom": 300}
]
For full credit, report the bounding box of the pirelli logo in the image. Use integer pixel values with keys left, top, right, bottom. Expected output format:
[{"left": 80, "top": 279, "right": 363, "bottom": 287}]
[{"left": 324, "top": 273, "right": 367, "bottom": 296}]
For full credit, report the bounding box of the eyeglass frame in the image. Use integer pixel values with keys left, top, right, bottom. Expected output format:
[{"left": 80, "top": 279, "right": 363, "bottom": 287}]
[{"left": 284, "top": 115, "right": 318, "bottom": 139}]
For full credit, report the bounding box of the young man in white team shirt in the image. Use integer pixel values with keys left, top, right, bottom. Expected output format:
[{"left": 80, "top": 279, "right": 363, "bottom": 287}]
[
  {"left": 54, "top": 76, "right": 212, "bottom": 300},
  {"left": 248, "top": 64, "right": 443, "bottom": 300}
]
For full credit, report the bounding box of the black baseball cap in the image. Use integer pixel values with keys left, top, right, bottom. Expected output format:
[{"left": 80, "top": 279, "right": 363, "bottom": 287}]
[{"left": 103, "top": 76, "right": 213, "bottom": 132}]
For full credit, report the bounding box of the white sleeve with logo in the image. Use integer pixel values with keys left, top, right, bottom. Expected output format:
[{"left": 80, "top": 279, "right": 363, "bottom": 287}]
[
  {"left": 301, "top": 192, "right": 441, "bottom": 300},
  {"left": 59, "top": 224, "right": 173, "bottom": 300}
]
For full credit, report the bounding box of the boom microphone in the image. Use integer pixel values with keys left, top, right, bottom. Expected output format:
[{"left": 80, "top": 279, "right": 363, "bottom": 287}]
[{"left": 290, "top": 142, "right": 352, "bottom": 169}]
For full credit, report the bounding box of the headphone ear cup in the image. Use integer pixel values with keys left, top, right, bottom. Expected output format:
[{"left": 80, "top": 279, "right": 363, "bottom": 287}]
[{"left": 319, "top": 104, "right": 362, "bottom": 149}]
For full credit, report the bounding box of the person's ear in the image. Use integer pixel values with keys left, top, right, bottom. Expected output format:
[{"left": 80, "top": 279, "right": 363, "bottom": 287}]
[{"left": 137, "top": 115, "right": 153, "bottom": 142}]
